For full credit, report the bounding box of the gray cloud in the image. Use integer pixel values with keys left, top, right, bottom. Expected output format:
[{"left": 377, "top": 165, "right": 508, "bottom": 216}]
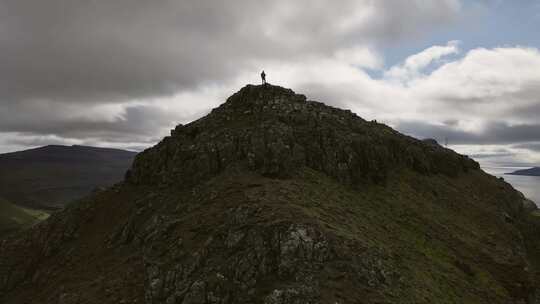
[
  {"left": 395, "top": 120, "right": 540, "bottom": 165},
  {"left": 0, "top": 0, "right": 460, "bottom": 104},
  {"left": 514, "top": 142, "right": 540, "bottom": 152},
  {"left": 469, "top": 150, "right": 515, "bottom": 159},
  {"left": 2, "top": 0, "right": 538, "bottom": 167},
  {"left": 397, "top": 120, "right": 540, "bottom": 146},
  {"left": 0, "top": 103, "right": 192, "bottom": 143},
  {"left": 0, "top": 0, "right": 463, "bottom": 152}
]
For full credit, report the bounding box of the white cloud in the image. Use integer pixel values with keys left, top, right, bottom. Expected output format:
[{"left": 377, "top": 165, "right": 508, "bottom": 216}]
[
  {"left": 334, "top": 47, "right": 383, "bottom": 69},
  {"left": 410, "top": 46, "right": 540, "bottom": 124},
  {"left": 221, "top": 42, "right": 540, "bottom": 165},
  {"left": 2, "top": 0, "right": 540, "bottom": 167},
  {"left": 0, "top": 0, "right": 465, "bottom": 153},
  {"left": 385, "top": 40, "right": 461, "bottom": 82}
]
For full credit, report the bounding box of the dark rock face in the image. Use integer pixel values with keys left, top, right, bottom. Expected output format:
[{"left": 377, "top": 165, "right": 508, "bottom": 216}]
[
  {"left": 128, "top": 85, "right": 477, "bottom": 188},
  {"left": 143, "top": 222, "right": 332, "bottom": 303},
  {"left": 0, "top": 85, "right": 538, "bottom": 304}
]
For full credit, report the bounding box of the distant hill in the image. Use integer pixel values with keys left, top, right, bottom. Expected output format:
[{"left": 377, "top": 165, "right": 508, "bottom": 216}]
[
  {"left": 507, "top": 167, "right": 540, "bottom": 176},
  {"left": 0, "top": 145, "right": 137, "bottom": 210},
  {"left": 0, "top": 196, "right": 48, "bottom": 237}
]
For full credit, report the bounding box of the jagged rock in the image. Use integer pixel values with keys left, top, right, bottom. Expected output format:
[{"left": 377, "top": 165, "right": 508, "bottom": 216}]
[{"left": 128, "top": 85, "right": 477, "bottom": 189}]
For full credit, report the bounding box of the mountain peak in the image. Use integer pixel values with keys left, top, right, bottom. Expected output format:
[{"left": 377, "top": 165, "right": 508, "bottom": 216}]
[
  {"left": 127, "top": 84, "right": 478, "bottom": 188},
  {"left": 218, "top": 84, "right": 309, "bottom": 113},
  {"left": 231, "top": 83, "right": 304, "bottom": 100},
  {"left": 231, "top": 83, "right": 300, "bottom": 98}
]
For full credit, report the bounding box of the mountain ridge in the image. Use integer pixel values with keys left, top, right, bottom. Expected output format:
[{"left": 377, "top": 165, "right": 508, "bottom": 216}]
[
  {"left": 0, "top": 84, "right": 539, "bottom": 303},
  {"left": 128, "top": 84, "right": 478, "bottom": 188}
]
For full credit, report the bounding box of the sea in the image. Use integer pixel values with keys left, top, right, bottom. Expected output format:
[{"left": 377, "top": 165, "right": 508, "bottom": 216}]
[{"left": 482, "top": 166, "right": 540, "bottom": 207}]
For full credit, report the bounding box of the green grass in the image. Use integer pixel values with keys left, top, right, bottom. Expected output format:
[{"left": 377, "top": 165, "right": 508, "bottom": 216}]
[
  {"left": 0, "top": 196, "right": 49, "bottom": 236},
  {"left": 174, "top": 166, "right": 529, "bottom": 303},
  {"left": 295, "top": 168, "right": 520, "bottom": 302}
]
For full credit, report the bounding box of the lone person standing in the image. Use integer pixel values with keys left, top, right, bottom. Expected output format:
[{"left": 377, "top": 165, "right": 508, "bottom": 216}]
[{"left": 261, "top": 70, "right": 266, "bottom": 85}]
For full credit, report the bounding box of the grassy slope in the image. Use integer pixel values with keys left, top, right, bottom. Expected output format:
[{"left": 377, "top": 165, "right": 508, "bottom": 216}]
[
  {"left": 3, "top": 164, "right": 537, "bottom": 303},
  {"left": 0, "top": 196, "right": 49, "bottom": 236},
  {"left": 177, "top": 166, "right": 535, "bottom": 303},
  {"left": 217, "top": 168, "right": 531, "bottom": 303}
]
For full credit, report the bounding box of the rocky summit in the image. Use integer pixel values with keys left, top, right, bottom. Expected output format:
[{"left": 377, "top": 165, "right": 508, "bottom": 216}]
[{"left": 1, "top": 84, "right": 539, "bottom": 304}]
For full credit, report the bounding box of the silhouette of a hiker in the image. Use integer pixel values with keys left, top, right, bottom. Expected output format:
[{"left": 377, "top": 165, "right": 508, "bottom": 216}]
[{"left": 261, "top": 70, "right": 266, "bottom": 85}]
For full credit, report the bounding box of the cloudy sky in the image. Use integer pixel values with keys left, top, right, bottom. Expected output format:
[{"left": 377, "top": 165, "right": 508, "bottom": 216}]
[{"left": 1, "top": 0, "right": 540, "bottom": 167}]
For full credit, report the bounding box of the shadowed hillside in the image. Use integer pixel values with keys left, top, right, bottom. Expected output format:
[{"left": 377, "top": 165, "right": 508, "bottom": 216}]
[
  {"left": 0, "top": 145, "right": 137, "bottom": 210},
  {"left": 0, "top": 85, "right": 539, "bottom": 303}
]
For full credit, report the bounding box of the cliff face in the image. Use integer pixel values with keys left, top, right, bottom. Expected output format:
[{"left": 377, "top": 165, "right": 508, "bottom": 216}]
[{"left": 0, "top": 85, "right": 539, "bottom": 304}]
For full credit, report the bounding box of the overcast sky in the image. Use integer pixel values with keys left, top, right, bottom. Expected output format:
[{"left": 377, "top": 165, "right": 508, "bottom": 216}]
[{"left": 1, "top": 0, "right": 540, "bottom": 167}]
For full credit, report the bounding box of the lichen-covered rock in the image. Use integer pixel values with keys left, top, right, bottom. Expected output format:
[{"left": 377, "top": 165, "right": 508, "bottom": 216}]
[{"left": 127, "top": 84, "right": 478, "bottom": 189}]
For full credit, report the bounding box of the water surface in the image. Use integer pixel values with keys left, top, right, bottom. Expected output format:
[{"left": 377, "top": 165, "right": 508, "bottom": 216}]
[{"left": 482, "top": 166, "right": 540, "bottom": 207}]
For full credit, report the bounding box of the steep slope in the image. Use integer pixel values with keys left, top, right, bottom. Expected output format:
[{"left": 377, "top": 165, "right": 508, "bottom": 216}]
[
  {"left": 508, "top": 167, "right": 540, "bottom": 176},
  {"left": 0, "top": 85, "right": 539, "bottom": 304},
  {"left": 0, "top": 145, "right": 137, "bottom": 210}
]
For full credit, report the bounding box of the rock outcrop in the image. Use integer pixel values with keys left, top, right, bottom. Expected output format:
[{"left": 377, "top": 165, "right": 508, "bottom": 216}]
[
  {"left": 128, "top": 85, "right": 477, "bottom": 188},
  {"left": 0, "top": 84, "right": 538, "bottom": 304}
]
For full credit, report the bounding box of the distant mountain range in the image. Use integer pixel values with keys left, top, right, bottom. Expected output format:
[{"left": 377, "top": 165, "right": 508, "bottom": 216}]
[
  {"left": 507, "top": 167, "right": 540, "bottom": 176},
  {"left": 0, "top": 145, "right": 137, "bottom": 210}
]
